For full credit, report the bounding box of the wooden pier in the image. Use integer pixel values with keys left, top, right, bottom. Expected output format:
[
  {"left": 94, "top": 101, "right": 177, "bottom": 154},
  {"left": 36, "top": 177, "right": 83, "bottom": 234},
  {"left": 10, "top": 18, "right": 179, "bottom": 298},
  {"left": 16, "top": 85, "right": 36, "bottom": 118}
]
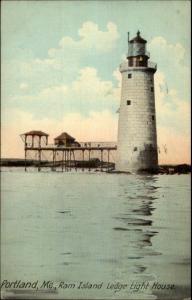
[{"left": 21, "top": 130, "right": 117, "bottom": 172}]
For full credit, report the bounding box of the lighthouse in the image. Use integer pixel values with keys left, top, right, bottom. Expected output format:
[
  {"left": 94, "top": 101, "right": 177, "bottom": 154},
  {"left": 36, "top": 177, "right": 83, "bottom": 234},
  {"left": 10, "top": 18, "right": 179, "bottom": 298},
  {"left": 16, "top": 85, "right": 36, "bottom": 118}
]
[{"left": 116, "top": 31, "right": 158, "bottom": 172}]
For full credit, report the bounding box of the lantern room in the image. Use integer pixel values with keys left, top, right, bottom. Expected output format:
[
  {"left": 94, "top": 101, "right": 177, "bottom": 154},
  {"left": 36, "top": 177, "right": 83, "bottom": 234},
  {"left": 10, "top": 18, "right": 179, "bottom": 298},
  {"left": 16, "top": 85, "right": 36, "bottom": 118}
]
[{"left": 127, "top": 31, "right": 149, "bottom": 67}]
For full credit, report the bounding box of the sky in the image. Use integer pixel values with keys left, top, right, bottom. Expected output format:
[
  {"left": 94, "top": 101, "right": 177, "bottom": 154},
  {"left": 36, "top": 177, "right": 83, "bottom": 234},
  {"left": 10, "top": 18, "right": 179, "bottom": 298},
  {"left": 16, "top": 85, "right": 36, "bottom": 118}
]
[{"left": 1, "top": 0, "right": 191, "bottom": 164}]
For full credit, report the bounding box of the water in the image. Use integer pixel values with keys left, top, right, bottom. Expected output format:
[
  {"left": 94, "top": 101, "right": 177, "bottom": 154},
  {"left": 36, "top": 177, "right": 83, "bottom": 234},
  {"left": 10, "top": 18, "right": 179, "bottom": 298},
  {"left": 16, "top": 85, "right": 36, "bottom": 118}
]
[{"left": 1, "top": 168, "right": 191, "bottom": 299}]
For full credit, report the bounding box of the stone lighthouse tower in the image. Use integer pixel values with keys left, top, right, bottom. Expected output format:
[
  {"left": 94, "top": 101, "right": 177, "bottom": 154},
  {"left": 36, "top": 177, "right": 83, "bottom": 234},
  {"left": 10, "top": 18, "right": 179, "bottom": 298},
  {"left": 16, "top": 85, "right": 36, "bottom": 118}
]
[{"left": 116, "top": 31, "right": 158, "bottom": 172}]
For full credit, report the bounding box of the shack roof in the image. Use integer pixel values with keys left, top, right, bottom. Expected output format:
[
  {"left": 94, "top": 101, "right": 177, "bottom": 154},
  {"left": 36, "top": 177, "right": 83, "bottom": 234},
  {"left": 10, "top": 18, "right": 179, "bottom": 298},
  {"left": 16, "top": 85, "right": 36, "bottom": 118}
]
[
  {"left": 54, "top": 132, "right": 75, "bottom": 141},
  {"left": 23, "top": 130, "right": 49, "bottom": 136}
]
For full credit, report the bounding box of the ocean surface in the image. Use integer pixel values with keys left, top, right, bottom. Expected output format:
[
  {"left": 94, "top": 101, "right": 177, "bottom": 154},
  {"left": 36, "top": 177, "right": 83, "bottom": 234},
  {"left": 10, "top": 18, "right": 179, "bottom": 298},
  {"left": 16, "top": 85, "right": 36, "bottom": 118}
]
[{"left": 1, "top": 168, "right": 191, "bottom": 299}]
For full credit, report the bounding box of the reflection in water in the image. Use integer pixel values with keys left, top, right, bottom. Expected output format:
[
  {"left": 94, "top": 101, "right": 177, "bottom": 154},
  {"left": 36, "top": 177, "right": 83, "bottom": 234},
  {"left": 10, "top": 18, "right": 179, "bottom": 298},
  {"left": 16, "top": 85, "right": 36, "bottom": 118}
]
[{"left": 114, "top": 175, "right": 161, "bottom": 284}]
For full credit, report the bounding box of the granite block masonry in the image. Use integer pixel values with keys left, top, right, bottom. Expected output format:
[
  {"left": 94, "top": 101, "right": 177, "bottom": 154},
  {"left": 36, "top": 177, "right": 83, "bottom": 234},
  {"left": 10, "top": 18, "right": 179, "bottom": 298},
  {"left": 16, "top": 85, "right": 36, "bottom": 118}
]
[{"left": 116, "top": 31, "right": 158, "bottom": 172}]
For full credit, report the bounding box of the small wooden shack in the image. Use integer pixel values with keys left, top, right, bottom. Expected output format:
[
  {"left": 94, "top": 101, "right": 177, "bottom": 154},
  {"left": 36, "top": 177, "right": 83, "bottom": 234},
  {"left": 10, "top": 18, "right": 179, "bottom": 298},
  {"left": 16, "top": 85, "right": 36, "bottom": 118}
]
[{"left": 54, "top": 132, "right": 80, "bottom": 147}]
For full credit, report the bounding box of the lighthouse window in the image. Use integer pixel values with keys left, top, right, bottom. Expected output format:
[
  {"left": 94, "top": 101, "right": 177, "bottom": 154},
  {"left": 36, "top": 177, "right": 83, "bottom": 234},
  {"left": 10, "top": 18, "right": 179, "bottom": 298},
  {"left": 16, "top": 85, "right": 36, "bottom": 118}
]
[
  {"left": 152, "top": 115, "right": 155, "bottom": 120},
  {"left": 127, "top": 100, "right": 131, "bottom": 105},
  {"left": 133, "top": 147, "right": 138, "bottom": 151},
  {"left": 151, "top": 87, "right": 154, "bottom": 92},
  {"left": 128, "top": 74, "right": 132, "bottom": 78}
]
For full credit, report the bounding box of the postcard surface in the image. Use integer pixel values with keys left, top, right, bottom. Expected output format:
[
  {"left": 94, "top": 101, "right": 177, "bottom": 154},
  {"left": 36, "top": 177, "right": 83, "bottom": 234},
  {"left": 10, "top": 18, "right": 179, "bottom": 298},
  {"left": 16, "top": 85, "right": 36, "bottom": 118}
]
[{"left": 1, "top": 1, "right": 191, "bottom": 299}]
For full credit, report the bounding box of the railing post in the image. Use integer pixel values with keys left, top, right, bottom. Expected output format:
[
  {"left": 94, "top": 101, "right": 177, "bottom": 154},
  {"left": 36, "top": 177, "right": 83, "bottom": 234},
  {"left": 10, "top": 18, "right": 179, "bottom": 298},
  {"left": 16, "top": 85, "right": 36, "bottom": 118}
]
[
  {"left": 24, "top": 135, "right": 27, "bottom": 172},
  {"left": 100, "top": 149, "right": 103, "bottom": 172},
  {"left": 64, "top": 150, "right": 66, "bottom": 172},
  {"left": 107, "top": 149, "right": 110, "bottom": 172},
  {"left": 69, "top": 150, "right": 71, "bottom": 171},
  {"left": 88, "top": 149, "right": 91, "bottom": 172},
  {"left": 62, "top": 150, "right": 64, "bottom": 172},
  {"left": 82, "top": 149, "right": 84, "bottom": 171},
  {"left": 38, "top": 149, "right": 41, "bottom": 172}
]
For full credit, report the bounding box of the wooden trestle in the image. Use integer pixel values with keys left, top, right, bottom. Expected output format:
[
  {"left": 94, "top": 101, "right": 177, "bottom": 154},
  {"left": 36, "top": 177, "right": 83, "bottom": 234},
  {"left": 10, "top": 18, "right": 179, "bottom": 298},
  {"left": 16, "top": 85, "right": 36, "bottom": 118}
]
[{"left": 24, "top": 146, "right": 117, "bottom": 172}]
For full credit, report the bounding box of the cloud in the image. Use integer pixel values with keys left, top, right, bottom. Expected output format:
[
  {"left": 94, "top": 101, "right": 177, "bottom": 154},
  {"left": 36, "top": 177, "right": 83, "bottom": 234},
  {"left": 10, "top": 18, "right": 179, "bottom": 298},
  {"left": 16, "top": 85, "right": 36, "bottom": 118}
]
[
  {"left": 112, "top": 68, "right": 121, "bottom": 88},
  {"left": 51, "top": 21, "right": 119, "bottom": 55},
  {"left": 148, "top": 36, "right": 190, "bottom": 99},
  {"left": 154, "top": 70, "right": 190, "bottom": 164},
  {"left": 147, "top": 37, "right": 190, "bottom": 163},
  {"left": 155, "top": 70, "right": 190, "bottom": 134},
  {"left": 3, "top": 21, "right": 120, "bottom": 97},
  {"left": 149, "top": 36, "right": 186, "bottom": 63},
  {"left": 8, "top": 67, "right": 120, "bottom": 119}
]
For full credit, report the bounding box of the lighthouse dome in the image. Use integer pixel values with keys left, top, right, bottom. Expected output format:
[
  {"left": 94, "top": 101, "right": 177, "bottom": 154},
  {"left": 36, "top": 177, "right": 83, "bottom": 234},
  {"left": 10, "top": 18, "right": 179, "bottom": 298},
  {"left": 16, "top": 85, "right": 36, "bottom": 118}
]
[
  {"left": 129, "top": 31, "right": 147, "bottom": 44},
  {"left": 128, "top": 31, "right": 148, "bottom": 58}
]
